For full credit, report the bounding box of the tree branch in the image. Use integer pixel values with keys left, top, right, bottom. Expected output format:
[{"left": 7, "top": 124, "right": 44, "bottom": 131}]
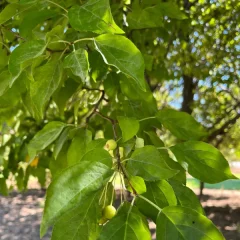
[
  {"left": 181, "top": 75, "right": 196, "bottom": 114},
  {"left": 207, "top": 113, "right": 240, "bottom": 142},
  {"left": 85, "top": 90, "right": 106, "bottom": 124}
]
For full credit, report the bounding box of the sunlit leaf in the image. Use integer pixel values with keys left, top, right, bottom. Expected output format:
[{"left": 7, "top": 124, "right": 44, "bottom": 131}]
[
  {"left": 28, "top": 121, "right": 66, "bottom": 161},
  {"left": 63, "top": 49, "right": 89, "bottom": 81},
  {"left": 117, "top": 116, "right": 139, "bottom": 142},
  {"left": 9, "top": 40, "right": 46, "bottom": 85},
  {"left": 40, "top": 161, "right": 113, "bottom": 237},
  {"left": 127, "top": 146, "right": 178, "bottom": 181},
  {"left": 157, "top": 206, "right": 224, "bottom": 240},
  {"left": 30, "top": 59, "right": 63, "bottom": 120},
  {"left": 94, "top": 34, "right": 146, "bottom": 91},
  {"left": 171, "top": 141, "right": 238, "bottom": 183},
  {"left": 99, "top": 202, "right": 152, "bottom": 240},
  {"left": 156, "top": 109, "right": 208, "bottom": 140},
  {"left": 136, "top": 180, "right": 177, "bottom": 222},
  {"left": 68, "top": 0, "right": 124, "bottom": 34}
]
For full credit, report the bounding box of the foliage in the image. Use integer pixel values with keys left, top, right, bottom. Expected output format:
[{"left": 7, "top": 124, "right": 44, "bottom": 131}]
[{"left": 0, "top": 0, "right": 238, "bottom": 239}]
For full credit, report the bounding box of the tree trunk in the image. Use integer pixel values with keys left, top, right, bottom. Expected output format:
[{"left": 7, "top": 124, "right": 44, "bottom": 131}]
[{"left": 181, "top": 74, "right": 195, "bottom": 114}]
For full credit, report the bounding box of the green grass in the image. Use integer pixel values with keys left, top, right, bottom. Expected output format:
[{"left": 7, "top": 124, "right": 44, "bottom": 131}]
[{"left": 187, "top": 178, "right": 240, "bottom": 190}]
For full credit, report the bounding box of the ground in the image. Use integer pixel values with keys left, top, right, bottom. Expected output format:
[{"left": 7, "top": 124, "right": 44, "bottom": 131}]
[{"left": 0, "top": 181, "right": 239, "bottom": 240}]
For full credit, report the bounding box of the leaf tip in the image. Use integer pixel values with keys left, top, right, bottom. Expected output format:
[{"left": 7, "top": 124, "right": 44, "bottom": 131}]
[{"left": 40, "top": 222, "right": 47, "bottom": 238}]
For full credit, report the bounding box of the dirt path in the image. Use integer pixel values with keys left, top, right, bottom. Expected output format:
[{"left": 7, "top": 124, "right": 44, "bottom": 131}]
[
  {"left": 0, "top": 190, "right": 50, "bottom": 240},
  {"left": 0, "top": 188, "right": 239, "bottom": 240}
]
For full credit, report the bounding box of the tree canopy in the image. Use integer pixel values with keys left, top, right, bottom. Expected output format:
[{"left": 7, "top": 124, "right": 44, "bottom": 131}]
[{"left": 0, "top": 0, "right": 239, "bottom": 239}]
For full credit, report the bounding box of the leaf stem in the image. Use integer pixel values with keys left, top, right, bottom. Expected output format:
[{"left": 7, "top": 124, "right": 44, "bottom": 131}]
[
  {"left": 119, "top": 172, "right": 126, "bottom": 202},
  {"left": 73, "top": 38, "right": 93, "bottom": 44},
  {"left": 94, "top": 111, "right": 115, "bottom": 124},
  {"left": 0, "top": 42, "right": 10, "bottom": 53},
  {"left": 110, "top": 175, "right": 116, "bottom": 205},
  {"left": 138, "top": 195, "right": 162, "bottom": 212},
  {"left": 157, "top": 147, "right": 169, "bottom": 150},
  {"left": 120, "top": 158, "right": 130, "bottom": 164},
  {"left": 46, "top": 0, "right": 68, "bottom": 13},
  {"left": 131, "top": 196, "right": 136, "bottom": 206},
  {"left": 99, "top": 183, "right": 107, "bottom": 205},
  {"left": 138, "top": 116, "right": 156, "bottom": 122},
  {"left": 85, "top": 91, "right": 106, "bottom": 124},
  {"left": 93, "top": 112, "right": 138, "bottom": 196},
  {"left": 59, "top": 46, "right": 69, "bottom": 59},
  {"left": 55, "top": 40, "right": 72, "bottom": 45}
]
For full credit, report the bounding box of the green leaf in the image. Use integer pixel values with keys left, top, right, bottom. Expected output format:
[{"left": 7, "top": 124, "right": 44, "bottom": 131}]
[
  {"left": 40, "top": 161, "right": 113, "bottom": 237},
  {"left": 0, "top": 178, "right": 8, "bottom": 196},
  {"left": 127, "top": 5, "right": 163, "bottom": 29},
  {"left": 53, "top": 126, "right": 73, "bottom": 159},
  {"left": 28, "top": 121, "right": 66, "bottom": 161},
  {"left": 30, "top": 59, "right": 63, "bottom": 120},
  {"left": 144, "top": 132, "right": 186, "bottom": 184},
  {"left": 86, "top": 139, "right": 107, "bottom": 151},
  {"left": 50, "top": 142, "right": 69, "bottom": 179},
  {"left": 99, "top": 182, "right": 114, "bottom": 209},
  {"left": 99, "top": 202, "right": 152, "bottom": 240},
  {"left": 119, "top": 138, "right": 135, "bottom": 157},
  {"left": 46, "top": 25, "right": 66, "bottom": 51},
  {"left": 127, "top": 2, "right": 186, "bottom": 30},
  {"left": 68, "top": 0, "right": 124, "bottom": 34},
  {"left": 51, "top": 191, "right": 101, "bottom": 240},
  {"left": 117, "top": 116, "right": 139, "bottom": 142},
  {"left": 0, "top": 78, "right": 23, "bottom": 108},
  {"left": 94, "top": 34, "right": 146, "bottom": 91},
  {"left": 53, "top": 78, "right": 79, "bottom": 115},
  {"left": 119, "top": 74, "right": 156, "bottom": 107},
  {"left": 169, "top": 180, "right": 205, "bottom": 215},
  {"left": 164, "top": 157, "right": 186, "bottom": 184},
  {"left": 144, "top": 54, "right": 154, "bottom": 71},
  {"left": 16, "top": 168, "right": 24, "bottom": 191},
  {"left": 81, "top": 148, "right": 113, "bottom": 168},
  {"left": 156, "top": 109, "right": 208, "bottom": 140},
  {"left": 127, "top": 176, "right": 146, "bottom": 194},
  {"left": 88, "top": 51, "right": 108, "bottom": 81},
  {"left": 8, "top": 40, "right": 46, "bottom": 85},
  {"left": 171, "top": 141, "right": 237, "bottom": 183},
  {"left": 156, "top": 206, "right": 224, "bottom": 240},
  {"left": 0, "top": 48, "right": 9, "bottom": 70},
  {"left": 144, "top": 131, "right": 165, "bottom": 147},
  {"left": 19, "top": 0, "right": 37, "bottom": 4},
  {"left": 67, "top": 128, "right": 92, "bottom": 166},
  {"left": 0, "top": 3, "right": 18, "bottom": 25},
  {"left": 19, "top": 9, "right": 57, "bottom": 38},
  {"left": 126, "top": 146, "right": 178, "bottom": 181},
  {"left": 32, "top": 166, "right": 46, "bottom": 187},
  {"left": 67, "top": 134, "right": 108, "bottom": 168},
  {"left": 157, "top": 3, "right": 187, "bottom": 19},
  {"left": 0, "top": 70, "right": 11, "bottom": 96},
  {"left": 122, "top": 100, "right": 158, "bottom": 122},
  {"left": 136, "top": 180, "right": 177, "bottom": 222},
  {"left": 104, "top": 72, "right": 120, "bottom": 98},
  {"left": 63, "top": 49, "right": 89, "bottom": 81}
]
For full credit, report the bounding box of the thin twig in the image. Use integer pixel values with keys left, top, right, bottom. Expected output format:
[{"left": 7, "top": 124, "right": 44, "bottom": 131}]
[
  {"left": 111, "top": 121, "right": 137, "bottom": 195},
  {"left": 91, "top": 109, "right": 138, "bottom": 195},
  {"left": 138, "top": 195, "right": 162, "bottom": 212},
  {"left": 95, "top": 111, "right": 115, "bottom": 124},
  {"left": 85, "top": 91, "right": 106, "bottom": 124},
  {"left": 0, "top": 42, "right": 11, "bottom": 53},
  {"left": 1, "top": 26, "right": 26, "bottom": 41},
  {"left": 82, "top": 87, "right": 104, "bottom": 92}
]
